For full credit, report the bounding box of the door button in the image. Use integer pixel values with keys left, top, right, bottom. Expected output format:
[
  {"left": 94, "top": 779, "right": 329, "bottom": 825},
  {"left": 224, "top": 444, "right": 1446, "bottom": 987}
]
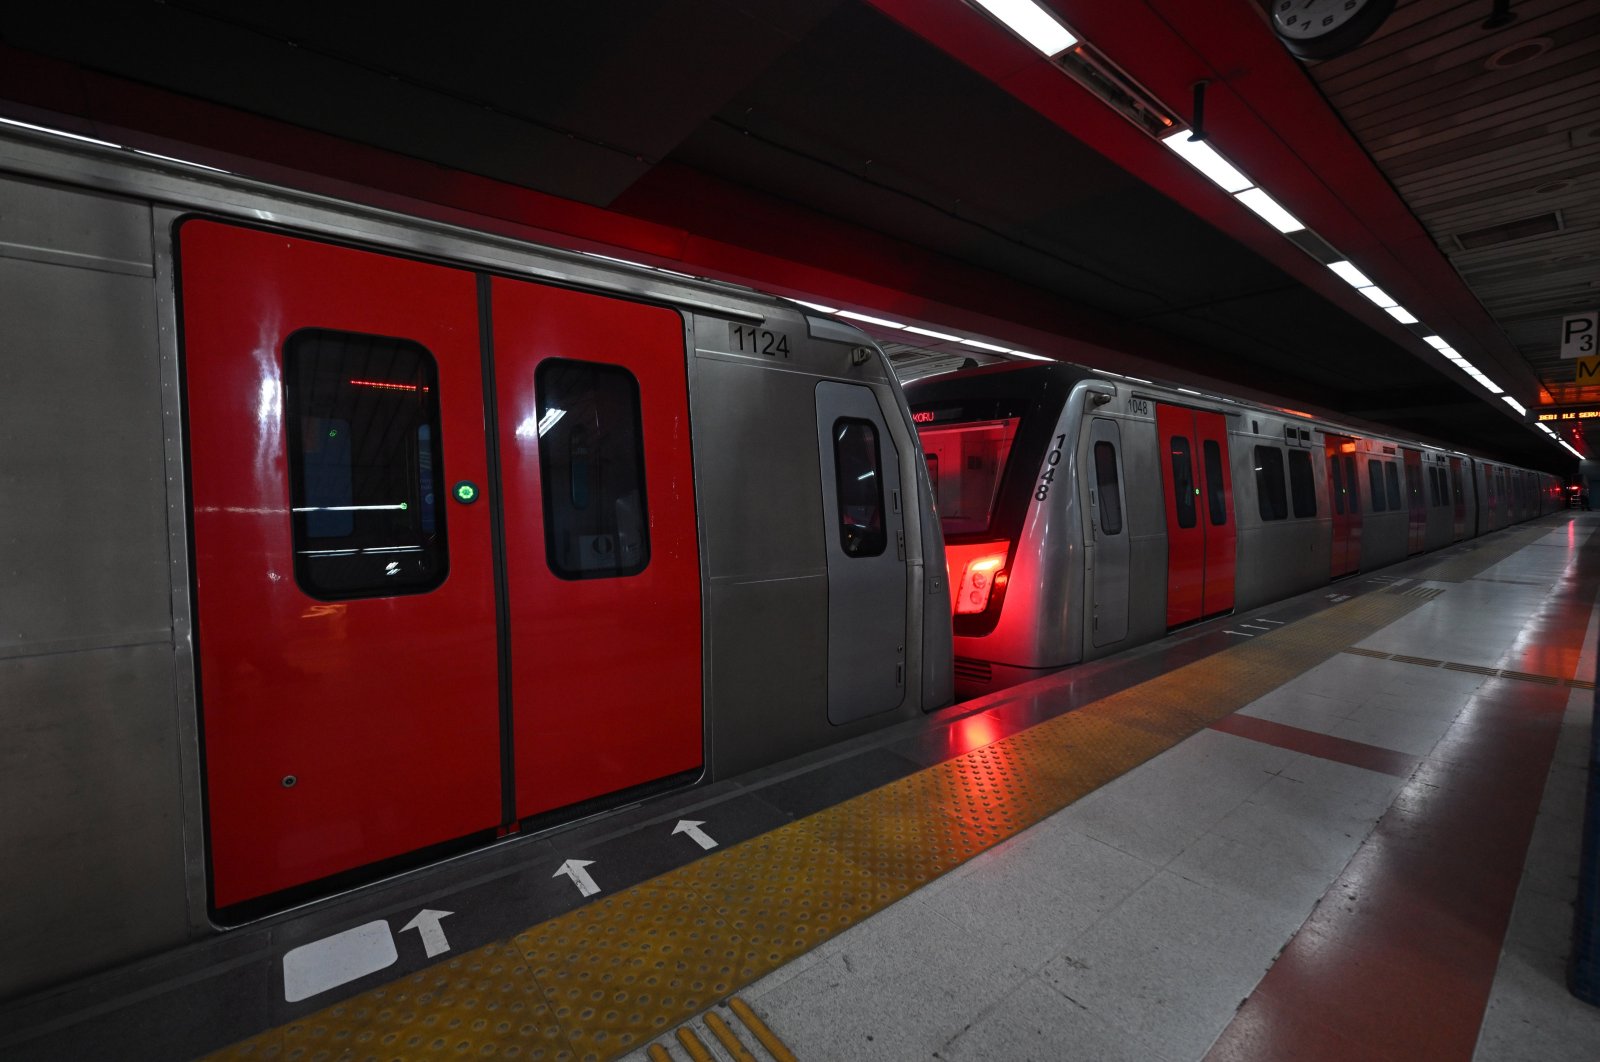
[{"left": 452, "top": 480, "right": 481, "bottom": 504}]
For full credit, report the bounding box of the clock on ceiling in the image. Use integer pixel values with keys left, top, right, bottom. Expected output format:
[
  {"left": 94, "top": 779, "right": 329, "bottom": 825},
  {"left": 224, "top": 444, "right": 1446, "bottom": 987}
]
[{"left": 1271, "top": 0, "right": 1397, "bottom": 60}]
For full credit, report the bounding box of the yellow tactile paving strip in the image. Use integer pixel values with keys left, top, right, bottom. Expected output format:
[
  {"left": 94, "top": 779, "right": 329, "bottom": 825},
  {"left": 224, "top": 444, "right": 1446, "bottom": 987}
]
[{"left": 215, "top": 526, "right": 1563, "bottom": 1061}]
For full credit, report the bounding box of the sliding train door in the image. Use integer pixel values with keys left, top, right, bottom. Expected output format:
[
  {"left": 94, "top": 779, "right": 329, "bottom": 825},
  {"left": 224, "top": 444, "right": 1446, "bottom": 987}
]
[
  {"left": 815, "top": 382, "right": 908, "bottom": 724},
  {"left": 183, "top": 222, "right": 706, "bottom": 910},
  {"left": 1155, "top": 404, "right": 1236, "bottom": 628},
  {"left": 1403, "top": 448, "right": 1426, "bottom": 554},
  {"left": 1326, "top": 435, "right": 1362, "bottom": 577},
  {"left": 490, "top": 278, "right": 703, "bottom": 819},
  {"left": 181, "top": 221, "right": 502, "bottom": 910},
  {"left": 1088, "top": 418, "right": 1129, "bottom": 647}
]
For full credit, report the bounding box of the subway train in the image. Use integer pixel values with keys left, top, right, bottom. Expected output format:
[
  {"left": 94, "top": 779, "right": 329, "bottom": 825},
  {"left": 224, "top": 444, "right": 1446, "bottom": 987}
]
[
  {"left": 907, "top": 362, "right": 1562, "bottom": 692},
  {"left": 0, "top": 126, "right": 952, "bottom": 1000}
]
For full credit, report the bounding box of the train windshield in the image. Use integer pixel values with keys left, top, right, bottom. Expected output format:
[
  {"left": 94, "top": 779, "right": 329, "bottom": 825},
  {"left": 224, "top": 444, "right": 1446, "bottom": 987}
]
[{"left": 915, "top": 416, "right": 1020, "bottom": 535}]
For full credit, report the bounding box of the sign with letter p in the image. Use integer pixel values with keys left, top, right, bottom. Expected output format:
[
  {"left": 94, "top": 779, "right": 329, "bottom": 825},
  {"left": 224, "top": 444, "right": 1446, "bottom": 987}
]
[{"left": 1561, "top": 311, "right": 1598, "bottom": 359}]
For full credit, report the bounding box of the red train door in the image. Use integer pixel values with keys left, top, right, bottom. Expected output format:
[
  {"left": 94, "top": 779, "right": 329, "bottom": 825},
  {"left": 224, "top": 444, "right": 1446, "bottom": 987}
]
[
  {"left": 1326, "top": 435, "right": 1361, "bottom": 577},
  {"left": 490, "top": 278, "right": 703, "bottom": 819},
  {"left": 1156, "top": 404, "right": 1235, "bottom": 627},
  {"left": 1403, "top": 448, "right": 1426, "bottom": 554},
  {"left": 181, "top": 221, "right": 502, "bottom": 909}
]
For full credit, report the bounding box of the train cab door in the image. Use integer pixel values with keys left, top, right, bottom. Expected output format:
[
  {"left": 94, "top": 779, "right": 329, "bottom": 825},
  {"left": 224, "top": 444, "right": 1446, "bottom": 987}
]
[
  {"left": 1088, "top": 418, "right": 1129, "bottom": 647},
  {"left": 490, "top": 278, "right": 703, "bottom": 820},
  {"left": 180, "top": 221, "right": 503, "bottom": 910},
  {"left": 1156, "top": 404, "right": 1235, "bottom": 627},
  {"left": 1448, "top": 457, "right": 1467, "bottom": 541},
  {"left": 1326, "top": 435, "right": 1361, "bottom": 577},
  {"left": 816, "top": 381, "right": 908, "bottom": 724},
  {"left": 1403, "top": 448, "right": 1426, "bottom": 554}
]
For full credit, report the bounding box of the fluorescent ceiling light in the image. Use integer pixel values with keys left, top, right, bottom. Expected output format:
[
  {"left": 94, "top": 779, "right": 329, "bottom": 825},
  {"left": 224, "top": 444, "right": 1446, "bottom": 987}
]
[
  {"left": 1471, "top": 374, "right": 1504, "bottom": 395},
  {"left": 1162, "top": 133, "right": 1253, "bottom": 193},
  {"left": 793, "top": 299, "right": 837, "bottom": 313},
  {"left": 971, "top": 0, "right": 1078, "bottom": 56},
  {"left": 1328, "top": 261, "right": 1373, "bottom": 287},
  {"left": 837, "top": 310, "right": 906, "bottom": 329},
  {"left": 1423, "top": 336, "right": 1449, "bottom": 349},
  {"left": 1357, "top": 286, "right": 1398, "bottom": 309},
  {"left": 1438, "top": 347, "right": 1463, "bottom": 359},
  {"left": 1502, "top": 396, "right": 1527, "bottom": 416},
  {"left": 0, "top": 115, "right": 121, "bottom": 149},
  {"left": 1233, "top": 188, "right": 1305, "bottom": 233},
  {"left": 904, "top": 325, "right": 962, "bottom": 341},
  {"left": 1009, "top": 350, "right": 1051, "bottom": 361},
  {"left": 1385, "top": 306, "right": 1419, "bottom": 324},
  {"left": 961, "top": 339, "right": 1010, "bottom": 352},
  {"left": 1561, "top": 440, "right": 1584, "bottom": 457}
]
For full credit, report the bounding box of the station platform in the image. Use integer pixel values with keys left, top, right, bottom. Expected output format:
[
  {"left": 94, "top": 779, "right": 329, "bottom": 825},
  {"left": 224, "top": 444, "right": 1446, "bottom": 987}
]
[{"left": 4, "top": 515, "right": 1597, "bottom": 1061}]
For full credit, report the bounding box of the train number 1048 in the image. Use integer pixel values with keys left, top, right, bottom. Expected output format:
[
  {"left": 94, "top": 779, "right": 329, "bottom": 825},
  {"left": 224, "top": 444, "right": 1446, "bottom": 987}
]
[
  {"left": 730, "top": 324, "right": 792, "bottom": 358},
  {"left": 1036, "top": 434, "right": 1066, "bottom": 502}
]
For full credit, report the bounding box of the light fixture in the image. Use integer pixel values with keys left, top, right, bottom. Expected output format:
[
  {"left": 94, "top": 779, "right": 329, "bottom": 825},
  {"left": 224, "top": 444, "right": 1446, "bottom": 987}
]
[
  {"left": 1561, "top": 439, "right": 1584, "bottom": 458},
  {"left": 971, "top": 0, "right": 1078, "bottom": 56},
  {"left": 1385, "top": 306, "right": 1418, "bottom": 324},
  {"left": 1008, "top": 350, "right": 1052, "bottom": 361},
  {"left": 1233, "top": 189, "right": 1305, "bottom": 233},
  {"left": 904, "top": 325, "right": 963, "bottom": 341},
  {"left": 1161, "top": 132, "right": 1252, "bottom": 193},
  {"left": 1357, "top": 286, "right": 1398, "bottom": 309},
  {"left": 1328, "top": 261, "right": 1373, "bottom": 287},
  {"left": 960, "top": 339, "right": 1010, "bottom": 352},
  {"left": 1423, "top": 336, "right": 1449, "bottom": 349},
  {"left": 837, "top": 310, "right": 906, "bottom": 329},
  {"left": 1502, "top": 396, "right": 1527, "bottom": 416}
]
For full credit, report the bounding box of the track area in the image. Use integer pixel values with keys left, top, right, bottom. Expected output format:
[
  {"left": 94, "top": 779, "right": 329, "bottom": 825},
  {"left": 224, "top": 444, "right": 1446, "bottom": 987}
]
[{"left": 5, "top": 516, "right": 1594, "bottom": 1060}]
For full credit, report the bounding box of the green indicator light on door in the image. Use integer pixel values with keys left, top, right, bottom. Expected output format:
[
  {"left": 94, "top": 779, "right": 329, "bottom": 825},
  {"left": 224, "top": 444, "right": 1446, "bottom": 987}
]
[{"left": 453, "top": 481, "right": 480, "bottom": 504}]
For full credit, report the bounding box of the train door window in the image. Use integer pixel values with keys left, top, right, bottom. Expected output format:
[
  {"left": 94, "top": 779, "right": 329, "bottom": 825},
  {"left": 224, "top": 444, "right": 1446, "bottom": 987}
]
[
  {"left": 535, "top": 358, "right": 651, "bottom": 578},
  {"left": 284, "top": 329, "right": 448, "bottom": 599},
  {"left": 1203, "top": 440, "right": 1227, "bottom": 525},
  {"left": 1384, "top": 462, "right": 1402, "bottom": 512},
  {"left": 1368, "top": 460, "right": 1387, "bottom": 512},
  {"left": 1093, "top": 441, "right": 1123, "bottom": 535},
  {"left": 1330, "top": 456, "right": 1344, "bottom": 515},
  {"left": 1288, "top": 450, "right": 1316, "bottom": 518},
  {"left": 914, "top": 417, "right": 1018, "bottom": 535},
  {"left": 1344, "top": 455, "right": 1359, "bottom": 513},
  {"left": 1254, "top": 446, "right": 1287, "bottom": 521},
  {"left": 1170, "top": 436, "right": 1197, "bottom": 528},
  {"left": 832, "top": 417, "right": 887, "bottom": 557}
]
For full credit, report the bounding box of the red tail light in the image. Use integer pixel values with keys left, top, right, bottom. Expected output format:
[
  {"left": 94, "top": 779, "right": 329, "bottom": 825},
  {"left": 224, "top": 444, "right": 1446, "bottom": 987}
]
[{"left": 955, "top": 552, "right": 1008, "bottom": 615}]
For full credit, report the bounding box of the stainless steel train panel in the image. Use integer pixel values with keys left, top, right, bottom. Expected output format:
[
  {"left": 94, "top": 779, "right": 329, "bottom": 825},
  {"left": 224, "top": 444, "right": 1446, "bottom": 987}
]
[
  {"left": 814, "top": 381, "right": 909, "bottom": 724},
  {"left": 0, "top": 645, "right": 189, "bottom": 999},
  {"left": 0, "top": 186, "right": 171, "bottom": 655},
  {"left": 1086, "top": 417, "right": 1130, "bottom": 646}
]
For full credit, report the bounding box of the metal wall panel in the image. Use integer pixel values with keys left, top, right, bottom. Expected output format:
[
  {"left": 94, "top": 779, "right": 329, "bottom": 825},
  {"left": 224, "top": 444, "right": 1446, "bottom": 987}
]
[
  {"left": 0, "top": 188, "right": 169, "bottom": 655},
  {"left": 0, "top": 645, "right": 189, "bottom": 999}
]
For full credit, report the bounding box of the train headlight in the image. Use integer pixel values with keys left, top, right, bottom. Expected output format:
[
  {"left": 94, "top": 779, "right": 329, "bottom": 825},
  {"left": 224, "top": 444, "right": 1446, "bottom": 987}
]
[{"left": 955, "top": 553, "right": 1007, "bottom": 615}]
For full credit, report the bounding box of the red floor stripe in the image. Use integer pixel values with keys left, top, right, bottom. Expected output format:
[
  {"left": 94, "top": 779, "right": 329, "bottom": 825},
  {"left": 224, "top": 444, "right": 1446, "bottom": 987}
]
[
  {"left": 1205, "top": 536, "right": 1597, "bottom": 1062},
  {"left": 1208, "top": 714, "right": 1419, "bottom": 778}
]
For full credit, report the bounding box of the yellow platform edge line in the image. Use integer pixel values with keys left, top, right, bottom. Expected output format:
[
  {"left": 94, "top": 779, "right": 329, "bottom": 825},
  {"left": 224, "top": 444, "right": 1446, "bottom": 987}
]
[{"left": 206, "top": 537, "right": 1543, "bottom": 1062}]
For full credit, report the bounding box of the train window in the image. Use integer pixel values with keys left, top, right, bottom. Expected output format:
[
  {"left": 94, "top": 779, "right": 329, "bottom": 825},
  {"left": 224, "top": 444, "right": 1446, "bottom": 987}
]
[
  {"left": 284, "top": 329, "right": 448, "bottom": 599},
  {"left": 1368, "top": 460, "right": 1387, "bottom": 512},
  {"left": 832, "top": 417, "right": 888, "bottom": 557},
  {"left": 1254, "top": 446, "right": 1287, "bottom": 521},
  {"left": 1288, "top": 450, "right": 1316, "bottom": 518},
  {"left": 1093, "top": 441, "right": 1123, "bottom": 535},
  {"left": 1170, "top": 436, "right": 1197, "bottom": 528},
  {"left": 1431, "top": 467, "right": 1445, "bottom": 507},
  {"left": 1203, "top": 440, "right": 1227, "bottom": 526},
  {"left": 1384, "top": 462, "right": 1402, "bottom": 512},
  {"left": 536, "top": 358, "right": 650, "bottom": 579},
  {"left": 1344, "top": 455, "right": 1359, "bottom": 514},
  {"left": 914, "top": 417, "right": 1018, "bottom": 535},
  {"left": 1330, "top": 456, "right": 1344, "bottom": 515}
]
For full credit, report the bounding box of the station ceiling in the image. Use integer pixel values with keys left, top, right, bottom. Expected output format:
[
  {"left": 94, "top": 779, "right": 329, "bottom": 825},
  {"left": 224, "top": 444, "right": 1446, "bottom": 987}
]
[{"left": 2, "top": 0, "right": 1593, "bottom": 471}]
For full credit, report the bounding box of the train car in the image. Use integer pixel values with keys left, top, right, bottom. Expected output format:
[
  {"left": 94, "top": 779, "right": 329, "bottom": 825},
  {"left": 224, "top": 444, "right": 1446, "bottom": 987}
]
[
  {"left": 907, "top": 361, "right": 1557, "bottom": 693},
  {"left": 0, "top": 125, "right": 951, "bottom": 1000}
]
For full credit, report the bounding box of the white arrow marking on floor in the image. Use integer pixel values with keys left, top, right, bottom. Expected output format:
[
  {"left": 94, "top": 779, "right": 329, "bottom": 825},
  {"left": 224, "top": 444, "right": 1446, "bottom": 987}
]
[
  {"left": 400, "top": 909, "right": 454, "bottom": 958},
  {"left": 1240, "top": 624, "right": 1271, "bottom": 631},
  {"left": 1253, "top": 618, "right": 1285, "bottom": 625},
  {"left": 1224, "top": 631, "right": 1254, "bottom": 638},
  {"left": 555, "top": 858, "right": 600, "bottom": 897},
  {"left": 672, "top": 819, "right": 719, "bottom": 850}
]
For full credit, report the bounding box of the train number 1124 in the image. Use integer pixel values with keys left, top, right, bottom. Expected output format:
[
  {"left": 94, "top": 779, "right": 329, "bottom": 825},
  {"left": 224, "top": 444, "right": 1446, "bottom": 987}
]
[{"left": 730, "top": 324, "right": 792, "bottom": 358}]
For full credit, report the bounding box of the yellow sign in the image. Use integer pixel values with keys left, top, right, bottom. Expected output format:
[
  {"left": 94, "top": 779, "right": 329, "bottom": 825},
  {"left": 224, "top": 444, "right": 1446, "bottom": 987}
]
[
  {"left": 1578, "top": 355, "right": 1600, "bottom": 384},
  {"left": 1538, "top": 408, "right": 1600, "bottom": 422}
]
